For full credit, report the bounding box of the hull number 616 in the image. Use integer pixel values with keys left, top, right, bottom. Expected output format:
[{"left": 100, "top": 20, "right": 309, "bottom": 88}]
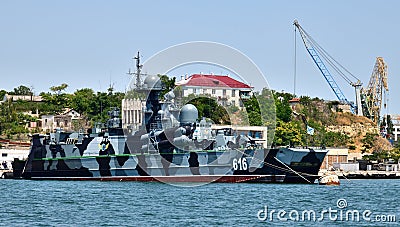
[{"left": 233, "top": 158, "right": 248, "bottom": 171}]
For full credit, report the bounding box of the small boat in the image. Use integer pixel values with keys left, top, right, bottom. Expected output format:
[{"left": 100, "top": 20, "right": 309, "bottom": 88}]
[{"left": 318, "top": 174, "right": 340, "bottom": 186}]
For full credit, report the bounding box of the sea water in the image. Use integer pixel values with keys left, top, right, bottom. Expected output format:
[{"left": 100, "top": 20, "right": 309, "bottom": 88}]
[{"left": 0, "top": 179, "right": 399, "bottom": 226}]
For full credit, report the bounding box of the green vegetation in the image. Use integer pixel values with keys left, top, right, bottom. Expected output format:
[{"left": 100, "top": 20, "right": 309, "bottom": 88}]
[
  {"left": 242, "top": 94, "right": 262, "bottom": 126},
  {"left": 241, "top": 90, "right": 352, "bottom": 148},
  {"left": 363, "top": 147, "right": 400, "bottom": 163},
  {"left": 361, "top": 132, "right": 397, "bottom": 162},
  {"left": 0, "top": 100, "right": 35, "bottom": 139},
  {"left": 0, "top": 83, "right": 124, "bottom": 137},
  {"left": 8, "top": 85, "right": 33, "bottom": 95},
  {"left": 183, "top": 95, "right": 231, "bottom": 124}
]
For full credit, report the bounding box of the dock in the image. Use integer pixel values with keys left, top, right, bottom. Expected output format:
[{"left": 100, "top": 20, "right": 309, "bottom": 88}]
[{"left": 321, "top": 170, "right": 400, "bottom": 179}]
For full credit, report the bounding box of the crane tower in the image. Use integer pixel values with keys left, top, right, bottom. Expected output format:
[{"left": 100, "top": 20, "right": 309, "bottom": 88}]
[
  {"left": 361, "top": 57, "right": 389, "bottom": 126},
  {"left": 294, "top": 20, "right": 389, "bottom": 126}
]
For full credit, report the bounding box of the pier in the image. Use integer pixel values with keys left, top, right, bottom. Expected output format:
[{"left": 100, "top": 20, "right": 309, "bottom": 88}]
[{"left": 320, "top": 170, "right": 400, "bottom": 179}]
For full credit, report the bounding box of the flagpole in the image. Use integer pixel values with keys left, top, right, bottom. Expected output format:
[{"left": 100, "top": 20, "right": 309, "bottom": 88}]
[
  {"left": 306, "top": 130, "right": 308, "bottom": 148},
  {"left": 306, "top": 125, "right": 315, "bottom": 148}
]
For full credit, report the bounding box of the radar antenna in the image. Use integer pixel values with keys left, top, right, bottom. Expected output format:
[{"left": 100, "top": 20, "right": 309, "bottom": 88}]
[{"left": 127, "top": 51, "right": 144, "bottom": 88}]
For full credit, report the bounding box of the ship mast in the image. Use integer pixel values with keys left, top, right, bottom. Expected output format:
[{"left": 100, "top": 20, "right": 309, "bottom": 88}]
[
  {"left": 127, "top": 51, "right": 143, "bottom": 88},
  {"left": 134, "top": 51, "right": 143, "bottom": 88}
]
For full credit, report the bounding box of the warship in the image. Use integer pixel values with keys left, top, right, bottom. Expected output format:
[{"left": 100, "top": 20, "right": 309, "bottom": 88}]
[{"left": 13, "top": 55, "right": 328, "bottom": 184}]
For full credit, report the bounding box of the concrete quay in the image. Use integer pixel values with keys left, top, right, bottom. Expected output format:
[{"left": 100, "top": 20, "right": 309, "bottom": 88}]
[{"left": 320, "top": 170, "right": 400, "bottom": 179}]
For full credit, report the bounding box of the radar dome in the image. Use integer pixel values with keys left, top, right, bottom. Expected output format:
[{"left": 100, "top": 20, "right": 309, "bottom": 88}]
[
  {"left": 143, "top": 75, "right": 163, "bottom": 90},
  {"left": 179, "top": 104, "right": 198, "bottom": 124}
]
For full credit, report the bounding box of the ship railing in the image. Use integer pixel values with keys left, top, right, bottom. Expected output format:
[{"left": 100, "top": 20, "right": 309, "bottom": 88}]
[
  {"left": 149, "top": 123, "right": 160, "bottom": 131},
  {"left": 147, "top": 131, "right": 159, "bottom": 153}
]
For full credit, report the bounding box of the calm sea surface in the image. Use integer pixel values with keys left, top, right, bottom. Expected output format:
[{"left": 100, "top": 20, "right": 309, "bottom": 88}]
[{"left": 0, "top": 179, "right": 399, "bottom": 226}]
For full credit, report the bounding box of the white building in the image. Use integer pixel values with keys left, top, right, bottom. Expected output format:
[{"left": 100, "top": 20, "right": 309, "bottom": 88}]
[
  {"left": 320, "top": 148, "right": 349, "bottom": 170},
  {"left": 40, "top": 109, "right": 82, "bottom": 132},
  {"left": 63, "top": 108, "right": 81, "bottom": 120},
  {"left": 2, "top": 94, "right": 43, "bottom": 103},
  {"left": 175, "top": 74, "right": 253, "bottom": 107},
  {"left": 121, "top": 98, "right": 143, "bottom": 130},
  {"left": 393, "top": 125, "right": 400, "bottom": 141}
]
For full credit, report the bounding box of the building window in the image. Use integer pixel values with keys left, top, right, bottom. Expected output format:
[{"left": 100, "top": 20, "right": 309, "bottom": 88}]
[
  {"left": 193, "top": 88, "right": 197, "bottom": 94},
  {"left": 222, "top": 89, "right": 226, "bottom": 96},
  {"left": 232, "top": 100, "right": 235, "bottom": 106},
  {"left": 232, "top": 90, "right": 236, "bottom": 97},
  {"left": 212, "top": 89, "right": 216, "bottom": 95},
  {"left": 134, "top": 110, "right": 137, "bottom": 123},
  {"left": 2, "top": 153, "right": 7, "bottom": 157},
  {"left": 202, "top": 89, "right": 207, "bottom": 94}
]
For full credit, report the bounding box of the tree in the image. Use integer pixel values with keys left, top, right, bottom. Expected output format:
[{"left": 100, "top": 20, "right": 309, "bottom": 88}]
[
  {"left": 159, "top": 75, "right": 175, "bottom": 90},
  {"left": 243, "top": 95, "right": 262, "bottom": 126},
  {"left": 50, "top": 83, "right": 68, "bottom": 95},
  {"left": 183, "top": 94, "right": 230, "bottom": 124},
  {"left": 88, "top": 91, "right": 125, "bottom": 124},
  {"left": 159, "top": 74, "right": 176, "bottom": 98},
  {"left": 43, "top": 84, "right": 71, "bottom": 114},
  {"left": 10, "top": 85, "right": 32, "bottom": 96},
  {"left": 361, "top": 132, "right": 377, "bottom": 154},
  {"left": 273, "top": 119, "right": 302, "bottom": 147},
  {"left": 321, "top": 131, "right": 350, "bottom": 147},
  {"left": 386, "top": 115, "right": 394, "bottom": 135},
  {"left": 274, "top": 91, "right": 293, "bottom": 123},
  {"left": 70, "top": 88, "right": 95, "bottom": 115},
  {"left": 0, "top": 90, "right": 6, "bottom": 100}
]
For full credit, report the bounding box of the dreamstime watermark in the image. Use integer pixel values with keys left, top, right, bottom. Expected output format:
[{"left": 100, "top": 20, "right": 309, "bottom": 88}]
[{"left": 257, "top": 198, "right": 397, "bottom": 223}]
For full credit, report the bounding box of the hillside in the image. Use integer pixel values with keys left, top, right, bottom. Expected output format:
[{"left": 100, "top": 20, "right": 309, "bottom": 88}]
[
  {"left": 235, "top": 90, "right": 396, "bottom": 158},
  {"left": 327, "top": 112, "right": 378, "bottom": 153}
]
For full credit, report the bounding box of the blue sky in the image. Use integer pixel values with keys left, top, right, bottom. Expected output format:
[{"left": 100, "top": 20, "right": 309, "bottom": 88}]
[{"left": 0, "top": 1, "right": 398, "bottom": 114}]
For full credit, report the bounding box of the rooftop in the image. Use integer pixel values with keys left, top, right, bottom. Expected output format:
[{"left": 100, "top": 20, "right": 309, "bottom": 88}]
[
  {"left": 175, "top": 74, "right": 252, "bottom": 89},
  {"left": 3, "top": 94, "right": 43, "bottom": 102}
]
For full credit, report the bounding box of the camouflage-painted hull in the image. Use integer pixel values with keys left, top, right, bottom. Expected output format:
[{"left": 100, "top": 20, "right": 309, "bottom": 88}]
[{"left": 13, "top": 134, "right": 327, "bottom": 183}]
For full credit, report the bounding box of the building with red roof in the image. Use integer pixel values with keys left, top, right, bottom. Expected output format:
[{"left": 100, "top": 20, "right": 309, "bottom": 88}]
[{"left": 176, "top": 74, "right": 253, "bottom": 107}]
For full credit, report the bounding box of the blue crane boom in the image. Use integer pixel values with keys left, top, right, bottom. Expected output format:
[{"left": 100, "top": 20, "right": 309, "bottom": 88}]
[{"left": 293, "top": 20, "right": 358, "bottom": 114}]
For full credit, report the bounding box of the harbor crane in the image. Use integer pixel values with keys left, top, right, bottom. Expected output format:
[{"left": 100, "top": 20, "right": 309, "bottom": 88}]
[
  {"left": 361, "top": 57, "right": 389, "bottom": 126},
  {"left": 293, "top": 20, "right": 388, "bottom": 126}
]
